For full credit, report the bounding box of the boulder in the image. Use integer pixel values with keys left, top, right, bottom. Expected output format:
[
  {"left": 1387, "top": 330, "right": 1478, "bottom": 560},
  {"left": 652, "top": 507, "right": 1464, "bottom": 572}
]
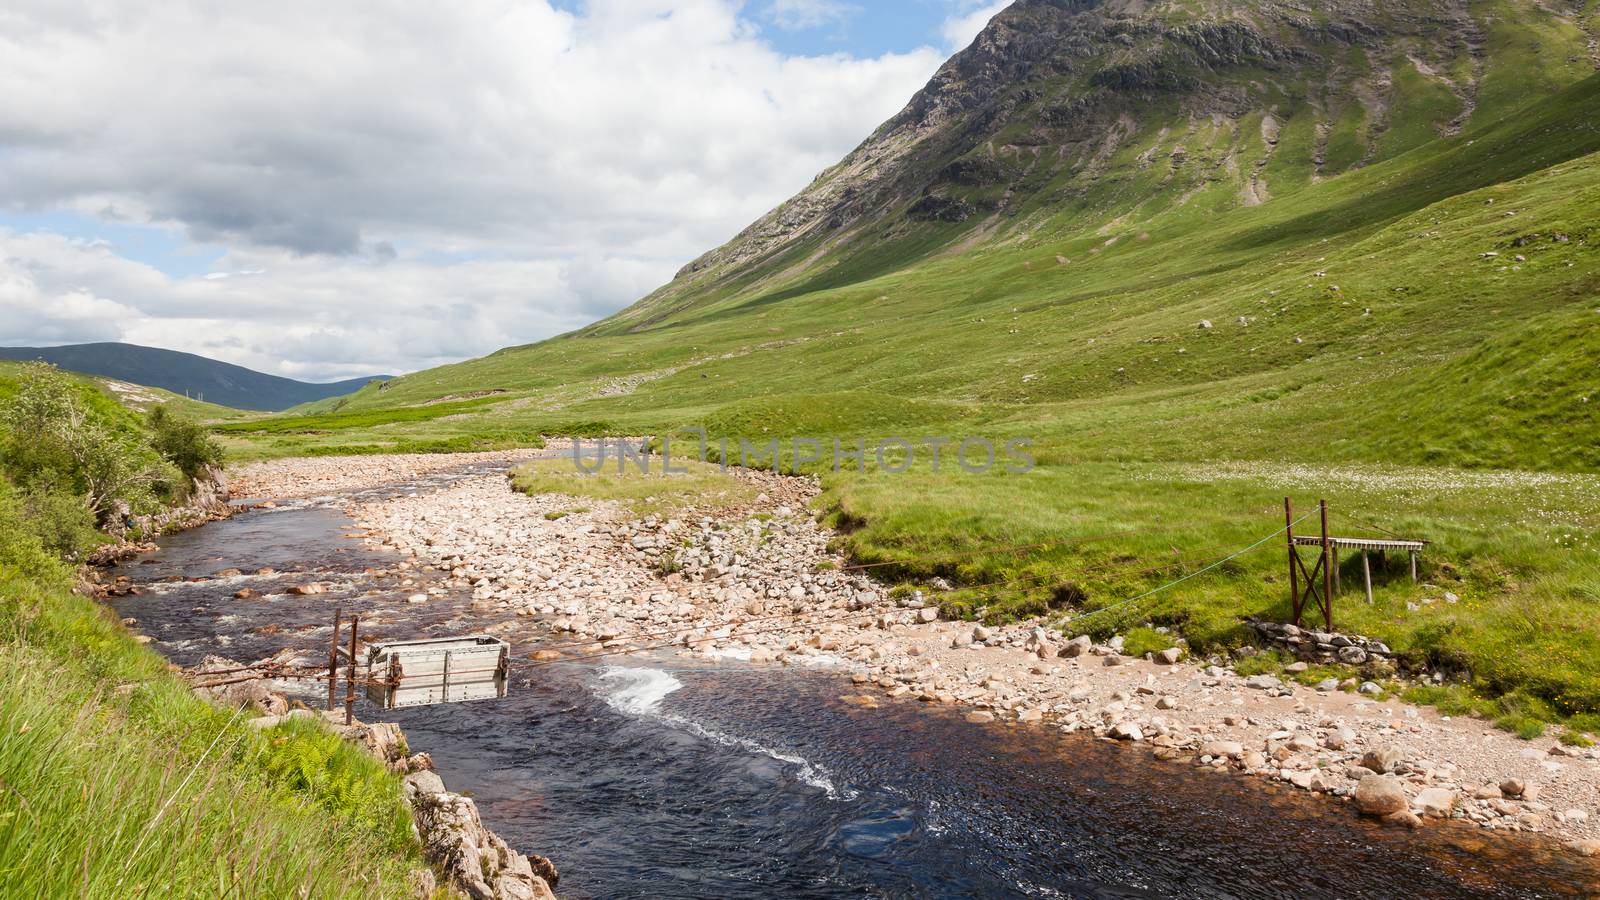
[
  {"left": 1355, "top": 774, "right": 1408, "bottom": 817},
  {"left": 1110, "top": 722, "right": 1143, "bottom": 741},
  {"left": 1337, "top": 646, "right": 1368, "bottom": 665},
  {"left": 1323, "top": 727, "right": 1355, "bottom": 751},
  {"left": 1201, "top": 741, "right": 1244, "bottom": 759},
  {"left": 1285, "top": 733, "right": 1319, "bottom": 753},
  {"left": 1244, "top": 674, "right": 1282, "bottom": 690},
  {"left": 1361, "top": 747, "right": 1403, "bottom": 774},
  {"left": 1414, "top": 788, "right": 1457, "bottom": 818},
  {"left": 192, "top": 656, "right": 289, "bottom": 716},
  {"left": 404, "top": 770, "right": 447, "bottom": 797},
  {"left": 1156, "top": 647, "right": 1182, "bottom": 665},
  {"left": 1383, "top": 809, "right": 1423, "bottom": 829},
  {"left": 1059, "top": 635, "right": 1092, "bottom": 658}
]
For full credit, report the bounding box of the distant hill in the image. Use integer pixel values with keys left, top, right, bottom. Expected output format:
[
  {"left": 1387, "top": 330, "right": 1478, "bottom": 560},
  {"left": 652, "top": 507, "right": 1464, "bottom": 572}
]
[{"left": 0, "top": 343, "right": 390, "bottom": 411}]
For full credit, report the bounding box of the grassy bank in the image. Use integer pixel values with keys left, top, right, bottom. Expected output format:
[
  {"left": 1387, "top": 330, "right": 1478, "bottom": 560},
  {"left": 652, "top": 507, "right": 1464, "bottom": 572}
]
[
  {"left": 0, "top": 364, "right": 423, "bottom": 896},
  {"left": 816, "top": 458, "right": 1600, "bottom": 720},
  {"left": 0, "top": 566, "right": 419, "bottom": 896}
]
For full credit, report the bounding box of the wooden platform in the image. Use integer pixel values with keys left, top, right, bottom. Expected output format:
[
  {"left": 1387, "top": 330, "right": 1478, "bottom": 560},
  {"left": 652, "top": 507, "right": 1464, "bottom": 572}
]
[
  {"left": 1292, "top": 534, "right": 1424, "bottom": 602},
  {"left": 1291, "top": 536, "right": 1426, "bottom": 551}
]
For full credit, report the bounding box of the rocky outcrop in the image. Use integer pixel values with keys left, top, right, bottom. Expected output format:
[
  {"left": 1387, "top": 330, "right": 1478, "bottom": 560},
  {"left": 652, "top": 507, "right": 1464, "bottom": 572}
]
[
  {"left": 86, "top": 466, "right": 234, "bottom": 566},
  {"left": 406, "top": 773, "right": 559, "bottom": 900}
]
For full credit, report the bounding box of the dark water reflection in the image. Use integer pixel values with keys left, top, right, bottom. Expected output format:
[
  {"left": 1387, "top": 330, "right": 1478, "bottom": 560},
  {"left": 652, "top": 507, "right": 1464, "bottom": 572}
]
[{"left": 113, "top": 475, "right": 1600, "bottom": 899}]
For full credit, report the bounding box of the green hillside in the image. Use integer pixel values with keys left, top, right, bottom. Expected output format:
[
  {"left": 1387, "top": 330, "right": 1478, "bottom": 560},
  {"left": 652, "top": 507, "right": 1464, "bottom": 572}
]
[{"left": 223, "top": 1, "right": 1600, "bottom": 724}]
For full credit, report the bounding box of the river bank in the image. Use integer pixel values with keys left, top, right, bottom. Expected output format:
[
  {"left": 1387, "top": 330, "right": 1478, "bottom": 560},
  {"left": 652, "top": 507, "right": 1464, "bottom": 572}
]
[{"left": 228, "top": 450, "right": 1600, "bottom": 863}]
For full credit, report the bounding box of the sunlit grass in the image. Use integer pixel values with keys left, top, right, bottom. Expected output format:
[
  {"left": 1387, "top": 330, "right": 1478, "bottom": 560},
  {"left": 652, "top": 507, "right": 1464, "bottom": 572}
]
[{"left": 510, "top": 455, "right": 758, "bottom": 516}]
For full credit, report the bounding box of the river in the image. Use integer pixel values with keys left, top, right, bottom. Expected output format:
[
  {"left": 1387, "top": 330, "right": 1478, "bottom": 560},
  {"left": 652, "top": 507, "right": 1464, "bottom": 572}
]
[{"left": 110, "top": 464, "right": 1600, "bottom": 898}]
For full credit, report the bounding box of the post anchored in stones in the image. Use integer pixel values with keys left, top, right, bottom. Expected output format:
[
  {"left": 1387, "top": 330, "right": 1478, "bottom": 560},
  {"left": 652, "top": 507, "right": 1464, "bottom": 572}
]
[
  {"left": 345, "top": 615, "right": 360, "bottom": 726},
  {"left": 327, "top": 607, "right": 343, "bottom": 712}
]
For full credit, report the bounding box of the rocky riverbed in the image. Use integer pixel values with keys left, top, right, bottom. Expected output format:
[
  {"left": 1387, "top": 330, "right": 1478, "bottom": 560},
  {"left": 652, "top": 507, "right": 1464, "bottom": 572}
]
[{"left": 232, "top": 450, "right": 1600, "bottom": 859}]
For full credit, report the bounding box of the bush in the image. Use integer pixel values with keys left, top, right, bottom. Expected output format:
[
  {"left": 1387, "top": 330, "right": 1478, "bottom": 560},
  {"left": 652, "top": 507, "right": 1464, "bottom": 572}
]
[
  {"left": 0, "top": 481, "right": 72, "bottom": 583},
  {"left": 0, "top": 363, "right": 169, "bottom": 523},
  {"left": 147, "top": 404, "right": 222, "bottom": 480},
  {"left": 19, "top": 477, "right": 102, "bottom": 562}
]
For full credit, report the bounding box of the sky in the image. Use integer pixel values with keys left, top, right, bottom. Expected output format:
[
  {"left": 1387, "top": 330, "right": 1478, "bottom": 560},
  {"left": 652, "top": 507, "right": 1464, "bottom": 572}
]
[{"left": 0, "top": 0, "right": 1010, "bottom": 381}]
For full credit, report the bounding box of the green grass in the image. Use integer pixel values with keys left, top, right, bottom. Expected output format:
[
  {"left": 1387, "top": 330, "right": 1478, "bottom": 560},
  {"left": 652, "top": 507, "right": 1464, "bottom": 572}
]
[
  {"left": 212, "top": 396, "right": 507, "bottom": 434},
  {"left": 1119, "top": 626, "right": 1181, "bottom": 659},
  {"left": 510, "top": 456, "right": 757, "bottom": 516},
  {"left": 0, "top": 567, "right": 420, "bottom": 896}
]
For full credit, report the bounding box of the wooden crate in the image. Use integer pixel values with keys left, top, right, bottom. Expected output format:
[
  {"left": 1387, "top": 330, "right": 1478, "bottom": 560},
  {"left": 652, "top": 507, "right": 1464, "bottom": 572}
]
[{"left": 355, "top": 635, "right": 509, "bottom": 709}]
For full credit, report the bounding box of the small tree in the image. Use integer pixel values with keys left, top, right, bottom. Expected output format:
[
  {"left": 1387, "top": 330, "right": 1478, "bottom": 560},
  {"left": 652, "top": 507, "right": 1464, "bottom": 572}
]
[
  {"left": 147, "top": 405, "right": 223, "bottom": 481},
  {"left": 1, "top": 363, "right": 163, "bottom": 524}
]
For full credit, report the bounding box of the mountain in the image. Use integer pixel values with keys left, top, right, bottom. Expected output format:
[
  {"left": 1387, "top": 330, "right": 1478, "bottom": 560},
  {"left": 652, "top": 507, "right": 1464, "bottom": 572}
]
[
  {"left": 0, "top": 343, "right": 391, "bottom": 412},
  {"left": 314, "top": 0, "right": 1599, "bottom": 472},
  {"left": 600, "top": 0, "right": 1596, "bottom": 332}
]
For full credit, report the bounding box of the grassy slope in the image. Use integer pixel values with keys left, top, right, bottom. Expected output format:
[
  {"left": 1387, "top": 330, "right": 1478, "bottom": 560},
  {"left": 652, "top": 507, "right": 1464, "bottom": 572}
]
[
  {"left": 0, "top": 366, "right": 421, "bottom": 896},
  {"left": 0, "top": 565, "right": 419, "bottom": 897},
  {"left": 221, "top": 28, "right": 1600, "bottom": 724}
]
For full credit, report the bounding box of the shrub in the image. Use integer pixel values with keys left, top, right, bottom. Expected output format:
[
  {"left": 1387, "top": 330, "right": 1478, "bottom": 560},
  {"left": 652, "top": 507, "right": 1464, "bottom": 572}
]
[
  {"left": 147, "top": 404, "right": 223, "bottom": 480},
  {"left": 0, "top": 363, "right": 168, "bottom": 523},
  {"left": 19, "top": 476, "right": 102, "bottom": 562},
  {"left": 0, "top": 481, "right": 72, "bottom": 583}
]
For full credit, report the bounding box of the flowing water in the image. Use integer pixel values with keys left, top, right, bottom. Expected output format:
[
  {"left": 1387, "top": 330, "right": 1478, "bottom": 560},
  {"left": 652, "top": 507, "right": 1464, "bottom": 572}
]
[{"left": 112, "top": 466, "right": 1600, "bottom": 899}]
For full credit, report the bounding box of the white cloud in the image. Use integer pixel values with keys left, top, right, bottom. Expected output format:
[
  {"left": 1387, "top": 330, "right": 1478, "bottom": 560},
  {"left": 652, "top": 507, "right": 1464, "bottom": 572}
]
[
  {"left": 0, "top": 0, "right": 946, "bottom": 379},
  {"left": 0, "top": 228, "right": 670, "bottom": 380},
  {"left": 941, "top": 0, "right": 1009, "bottom": 52}
]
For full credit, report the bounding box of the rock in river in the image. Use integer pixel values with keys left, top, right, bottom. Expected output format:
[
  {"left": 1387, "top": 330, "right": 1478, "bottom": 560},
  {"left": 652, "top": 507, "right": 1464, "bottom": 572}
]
[{"left": 1355, "top": 774, "right": 1408, "bottom": 817}]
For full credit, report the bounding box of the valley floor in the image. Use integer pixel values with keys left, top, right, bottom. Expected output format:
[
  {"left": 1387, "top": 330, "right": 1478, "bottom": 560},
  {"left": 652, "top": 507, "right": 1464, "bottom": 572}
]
[{"left": 229, "top": 449, "right": 1600, "bottom": 862}]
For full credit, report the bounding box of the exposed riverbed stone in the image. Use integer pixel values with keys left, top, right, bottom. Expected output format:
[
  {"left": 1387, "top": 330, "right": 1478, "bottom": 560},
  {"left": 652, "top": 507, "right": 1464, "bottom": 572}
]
[{"left": 1355, "top": 774, "right": 1409, "bottom": 817}]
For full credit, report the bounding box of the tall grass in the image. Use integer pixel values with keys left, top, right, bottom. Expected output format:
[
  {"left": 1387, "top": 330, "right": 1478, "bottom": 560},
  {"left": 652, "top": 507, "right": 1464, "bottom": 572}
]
[{"left": 0, "top": 567, "right": 419, "bottom": 896}]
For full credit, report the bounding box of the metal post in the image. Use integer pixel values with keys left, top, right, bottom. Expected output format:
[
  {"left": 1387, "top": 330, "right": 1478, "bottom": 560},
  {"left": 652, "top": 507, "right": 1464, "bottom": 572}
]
[
  {"left": 327, "top": 608, "right": 342, "bottom": 712},
  {"left": 1319, "top": 499, "right": 1333, "bottom": 630},
  {"left": 1409, "top": 549, "right": 1418, "bottom": 583},
  {"left": 1362, "top": 550, "right": 1374, "bottom": 604},
  {"left": 1284, "top": 497, "right": 1299, "bottom": 625},
  {"left": 1333, "top": 546, "right": 1341, "bottom": 595},
  {"left": 344, "top": 615, "right": 360, "bottom": 726}
]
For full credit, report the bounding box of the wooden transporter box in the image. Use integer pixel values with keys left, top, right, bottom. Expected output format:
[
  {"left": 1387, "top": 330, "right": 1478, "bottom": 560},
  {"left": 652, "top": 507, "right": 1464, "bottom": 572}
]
[{"left": 355, "top": 635, "right": 510, "bottom": 709}]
